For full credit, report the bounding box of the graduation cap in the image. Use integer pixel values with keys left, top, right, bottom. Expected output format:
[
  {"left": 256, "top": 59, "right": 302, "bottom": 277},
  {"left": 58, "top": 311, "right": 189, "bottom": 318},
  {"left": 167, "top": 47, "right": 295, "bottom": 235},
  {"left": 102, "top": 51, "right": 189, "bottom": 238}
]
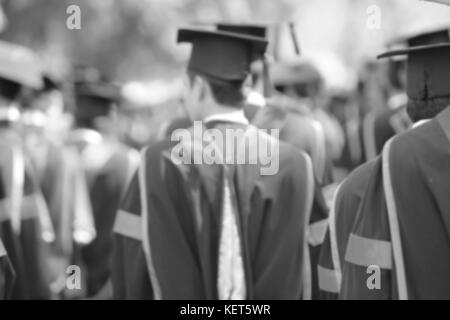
[
  {"left": 421, "top": 0, "right": 450, "bottom": 6},
  {"left": 216, "top": 23, "right": 267, "bottom": 39},
  {"left": 75, "top": 81, "right": 122, "bottom": 102},
  {"left": 177, "top": 28, "right": 268, "bottom": 82},
  {"left": 214, "top": 23, "right": 274, "bottom": 97},
  {"left": 378, "top": 28, "right": 450, "bottom": 100},
  {"left": 270, "top": 59, "right": 322, "bottom": 86},
  {"left": 0, "top": 40, "right": 43, "bottom": 90},
  {"left": 74, "top": 80, "right": 122, "bottom": 123}
]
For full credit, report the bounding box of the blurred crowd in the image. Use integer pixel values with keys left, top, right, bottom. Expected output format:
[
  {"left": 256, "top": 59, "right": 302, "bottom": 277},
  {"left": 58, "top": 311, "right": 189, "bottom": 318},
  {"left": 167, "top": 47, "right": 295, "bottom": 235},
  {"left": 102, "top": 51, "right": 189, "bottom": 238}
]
[{"left": 0, "top": 0, "right": 449, "bottom": 300}]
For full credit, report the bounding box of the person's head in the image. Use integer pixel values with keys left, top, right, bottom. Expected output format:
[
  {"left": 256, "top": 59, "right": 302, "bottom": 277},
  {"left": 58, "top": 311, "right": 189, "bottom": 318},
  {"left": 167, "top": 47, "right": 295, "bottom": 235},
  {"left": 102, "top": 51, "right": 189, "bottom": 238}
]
[
  {"left": 270, "top": 59, "right": 324, "bottom": 111},
  {"left": 407, "top": 97, "right": 450, "bottom": 122},
  {"left": 0, "top": 41, "right": 42, "bottom": 107},
  {"left": 182, "top": 71, "right": 245, "bottom": 120},
  {"left": 387, "top": 59, "right": 407, "bottom": 92},
  {"left": 378, "top": 28, "right": 450, "bottom": 122},
  {"left": 177, "top": 28, "right": 267, "bottom": 120},
  {"left": 74, "top": 82, "right": 120, "bottom": 132},
  {"left": 75, "top": 94, "right": 118, "bottom": 133}
]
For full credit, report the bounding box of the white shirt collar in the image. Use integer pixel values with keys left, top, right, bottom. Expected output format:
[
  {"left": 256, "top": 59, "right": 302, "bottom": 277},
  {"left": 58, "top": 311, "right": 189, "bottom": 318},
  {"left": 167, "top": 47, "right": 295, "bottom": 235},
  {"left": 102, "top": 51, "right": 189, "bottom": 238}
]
[
  {"left": 412, "top": 119, "right": 431, "bottom": 129},
  {"left": 204, "top": 110, "right": 249, "bottom": 125}
]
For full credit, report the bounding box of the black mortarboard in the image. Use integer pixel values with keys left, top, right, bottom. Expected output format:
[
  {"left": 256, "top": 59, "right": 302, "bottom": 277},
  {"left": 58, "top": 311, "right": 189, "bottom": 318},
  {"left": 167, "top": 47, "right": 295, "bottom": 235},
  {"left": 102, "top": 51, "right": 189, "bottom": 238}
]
[
  {"left": 75, "top": 81, "right": 122, "bottom": 102},
  {"left": 378, "top": 28, "right": 450, "bottom": 100},
  {"left": 216, "top": 23, "right": 267, "bottom": 39},
  {"left": 74, "top": 81, "right": 121, "bottom": 123},
  {"left": 177, "top": 28, "right": 268, "bottom": 82},
  {"left": 215, "top": 24, "right": 273, "bottom": 97},
  {"left": 270, "top": 60, "right": 322, "bottom": 86}
]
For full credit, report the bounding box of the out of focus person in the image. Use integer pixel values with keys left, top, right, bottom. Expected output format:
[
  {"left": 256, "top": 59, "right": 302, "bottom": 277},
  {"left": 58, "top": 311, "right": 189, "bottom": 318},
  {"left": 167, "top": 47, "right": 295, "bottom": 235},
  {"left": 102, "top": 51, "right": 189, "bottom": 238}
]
[
  {"left": 0, "top": 177, "right": 15, "bottom": 299},
  {"left": 249, "top": 58, "right": 333, "bottom": 186},
  {"left": 318, "top": 26, "right": 450, "bottom": 299},
  {"left": 326, "top": 88, "right": 362, "bottom": 180},
  {"left": 20, "top": 73, "right": 96, "bottom": 299},
  {"left": 362, "top": 54, "right": 412, "bottom": 161},
  {"left": 67, "top": 69, "right": 139, "bottom": 299},
  {"left": 0, "top": 40, "right": 54, "bottom": 299}
]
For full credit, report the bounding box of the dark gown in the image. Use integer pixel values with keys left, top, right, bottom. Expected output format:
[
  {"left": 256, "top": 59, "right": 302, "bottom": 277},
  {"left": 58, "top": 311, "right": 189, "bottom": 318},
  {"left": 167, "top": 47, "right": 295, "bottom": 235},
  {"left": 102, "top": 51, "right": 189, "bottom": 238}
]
[
  {"left": 26, "top": 136, "right": 95, "bottom": 298},
  {"left": 0, "top": 172, "right": 16, "bottom": 300},
  {"left": 112, "top": 121, "right": 315, "bottom": 299},
  {"left": 246, "top": 97, "right": 332, "bottom": 299},
  {"left": 320, "top": 106, "right": 450, "bottom": 299},
  {"left": 362, "top": 100, "right": 411, "bottom": 162},
  {"left": 0, "top": 127, "right": 53, "bottom": 299},
  {"left": 69, "top": 131, "right": 139, "bottom": 298}
]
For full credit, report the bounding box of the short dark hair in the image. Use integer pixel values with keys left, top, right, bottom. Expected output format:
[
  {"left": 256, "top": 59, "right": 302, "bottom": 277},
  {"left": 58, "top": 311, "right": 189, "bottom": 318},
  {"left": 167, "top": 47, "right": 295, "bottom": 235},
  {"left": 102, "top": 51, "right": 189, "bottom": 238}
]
[
  {"left": 189, "top": 72, "right": 245, "bottom": 107},
  {"left": 0, "top": 77, "right": 22, "bottom": 101},
  {"left": 407, "top": 97, "right": 450, "bottom": 122}
]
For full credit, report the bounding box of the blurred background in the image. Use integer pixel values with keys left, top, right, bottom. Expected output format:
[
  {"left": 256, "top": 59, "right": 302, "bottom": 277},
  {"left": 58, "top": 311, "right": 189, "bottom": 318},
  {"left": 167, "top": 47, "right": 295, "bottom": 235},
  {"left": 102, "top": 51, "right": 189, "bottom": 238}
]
[{"left": 1, "top": 0, "right": 450, "bottom": 147}]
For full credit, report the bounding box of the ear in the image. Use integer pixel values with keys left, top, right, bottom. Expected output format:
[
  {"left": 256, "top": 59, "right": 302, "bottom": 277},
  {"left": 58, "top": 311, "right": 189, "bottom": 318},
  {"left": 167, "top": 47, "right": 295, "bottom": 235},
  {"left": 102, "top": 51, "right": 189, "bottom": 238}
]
[
  {"left": 194, "top": 76, "right": 209, "bottom": 102},
  {"left": 190, "top": 74, "right": 202, "bottom": 99}
]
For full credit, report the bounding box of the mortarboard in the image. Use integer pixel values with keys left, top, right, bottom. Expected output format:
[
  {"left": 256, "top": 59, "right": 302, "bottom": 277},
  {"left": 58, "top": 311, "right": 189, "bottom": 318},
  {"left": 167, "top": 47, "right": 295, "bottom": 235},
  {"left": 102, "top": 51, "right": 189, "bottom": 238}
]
[
  {"left": 177, "top": 28, "right": 268, "bottom": 82},
  {"left": 75, "top": 81, "right": 122, "bottom": 102},
  {"left": 270, "top": 59, "right": 322, "bottom": 86},
  {"left": 216, "top": 23, "right": 267, "bottom": 39},
  {"left": 215, "top": 23, "right": 273, "bottom": 97},
  {"left": 74, "top": 81, "right": 121, "bottom": 121},
  {"left": 378, "top": 28, "right": 450, "bottom": 100},
  {"left": 420, "top": 0, "right": 450, "bottom": 6},
  {"left": 0, "top": 40, "right": 43, "bottom": 90}
]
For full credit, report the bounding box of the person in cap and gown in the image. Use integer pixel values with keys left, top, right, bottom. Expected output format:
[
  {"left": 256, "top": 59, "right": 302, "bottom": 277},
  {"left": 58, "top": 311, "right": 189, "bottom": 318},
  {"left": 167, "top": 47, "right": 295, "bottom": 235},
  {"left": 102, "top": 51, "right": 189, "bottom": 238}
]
[
  {"left": 0, "top": 40, "right": 55, "bottom": 299},
  {"left": 215, "top": 23, "right": 330, "bottom": 300},
  {"left": 20, "top": 74, "right": 96, "bottom": 298},
  {"left": 67, "top": 76, "right": 139, "bottom": 299},
  {"left": 362, "top": 53, "right": 411, "bottom": 161},
  {"left": 246, "top": 54, "right": 333, "bottom": 186},
  {"left": 318, "top": 27, "right": 450, "bottom": 299},
  {"left": 112, "top": 28, "right": 315, "bottom": 299}
]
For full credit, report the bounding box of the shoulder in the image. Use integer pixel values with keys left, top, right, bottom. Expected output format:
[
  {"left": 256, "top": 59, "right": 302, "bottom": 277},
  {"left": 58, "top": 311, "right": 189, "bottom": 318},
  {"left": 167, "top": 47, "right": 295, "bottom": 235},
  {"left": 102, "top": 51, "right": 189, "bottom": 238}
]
[
  {"left": 142, "top": 138, "right": 177, "bottom": 162},
  {"left": 387, "top": 119, "right": 443, "bottom": 169},
  {"left": 339, "top": 159, "right": 379, "bottom": 202}
]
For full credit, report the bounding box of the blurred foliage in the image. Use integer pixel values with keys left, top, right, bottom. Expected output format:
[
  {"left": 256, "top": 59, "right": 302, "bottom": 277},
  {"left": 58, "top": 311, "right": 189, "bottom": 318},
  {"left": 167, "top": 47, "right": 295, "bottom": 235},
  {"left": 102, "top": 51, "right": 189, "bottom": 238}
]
[
  {"left": 1, "top": 0, "right": 450, "bottom": 83},
  {"left": 0, "top": 0, "right": 293, "bottom": 81}
]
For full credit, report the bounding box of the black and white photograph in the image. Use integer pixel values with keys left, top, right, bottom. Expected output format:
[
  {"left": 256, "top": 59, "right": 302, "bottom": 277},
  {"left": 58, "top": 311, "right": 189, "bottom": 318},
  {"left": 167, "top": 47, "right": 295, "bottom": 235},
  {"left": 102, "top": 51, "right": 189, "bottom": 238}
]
[{"left": 0, "top": 0, "right": 450, "bottom": 308}]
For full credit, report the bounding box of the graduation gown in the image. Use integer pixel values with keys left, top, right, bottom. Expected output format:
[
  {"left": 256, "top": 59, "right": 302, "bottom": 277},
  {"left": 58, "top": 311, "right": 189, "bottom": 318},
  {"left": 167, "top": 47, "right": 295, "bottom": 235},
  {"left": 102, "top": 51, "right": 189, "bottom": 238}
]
[
  {"left": 317, "top": 160, "right": 375, "bottom": 299},
  {"left": 26, "top": 135, "right": 95, "bottom": 297},
  {"left": 0, "top": 127, "right": 53, "bottom": 299},
  {"left": 362, "top": 95, "right": 411, "bottom": 162},
  {"left": 0, "top": 237, "right": 15, "bottom": 299},
  {"left": 246, "top": 92, "right": 333, "bottom": 186},
  {"left": 0, "top": 174, "right": 16, "bottom": 300},
  {"left": 321, "top": 106, "right": 450, "bottom": 299},
  {"left": 68, "top": 129, "right": 139, "bottom": 298},
  {"left": 247, "top": 98, "right": 331, "bottom": 299},
  {"left": 112, "top": 120, "right": 315, "bottom": 299}
]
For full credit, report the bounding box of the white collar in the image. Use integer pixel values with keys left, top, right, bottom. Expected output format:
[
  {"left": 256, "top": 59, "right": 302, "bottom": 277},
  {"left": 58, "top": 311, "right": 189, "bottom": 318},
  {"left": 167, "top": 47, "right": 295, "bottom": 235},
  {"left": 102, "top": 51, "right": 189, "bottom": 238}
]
[
  {"left": 204, "top": 110, "right": 249, "bottom": 125},
  {"left": 412, "top": 119, "right": 431, "bottom": 129}
]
